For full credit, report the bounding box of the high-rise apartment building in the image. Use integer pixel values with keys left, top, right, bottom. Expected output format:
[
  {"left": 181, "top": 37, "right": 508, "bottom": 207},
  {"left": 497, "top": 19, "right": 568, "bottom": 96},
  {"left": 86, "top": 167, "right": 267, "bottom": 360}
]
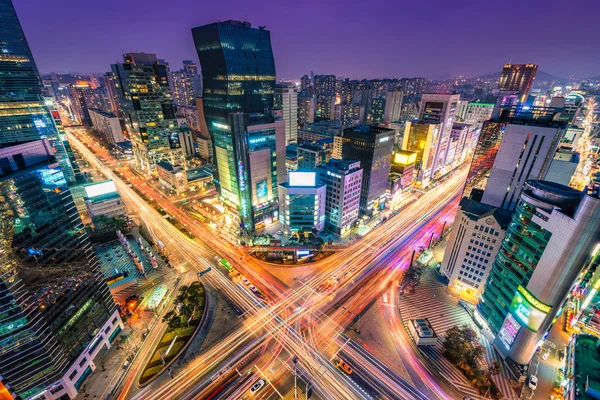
[
  {"left": 274, "top": 83, "right": 298, "bottom": 145},
  {"left": 317, "top": 159, "right": 363, "bottom": 234},
  {"left": 369, "top": 98, "right": 386, "bottom": 124},
  {"left": 481, "top": 181, "right": 600, "bottom": 365},
  {"left": 298, "top": 95, "right": 316, "bottom": 126},
  {"left": 0, "top": 140, "right": 121, "bottom": 400},
  {"left": 384, "top": 90, "right": 403, "bottom": 123},
  {"left": 313, "top": 75, "right": 336, "bottom": 96},
  {"left": 342, "top": 126, "right": 394, "bottom": 213},
  {"left": 193, "top": 21, "right": 284, "bottom": 229},
  {"left": 419, "top": 93, "right": 460, "bottom": 176},
  {"left": 111, "top": 53, "right": 179, "bottom": 171},
  {"left": 316, "top": 94, "right": 335, "bottom": 121}
]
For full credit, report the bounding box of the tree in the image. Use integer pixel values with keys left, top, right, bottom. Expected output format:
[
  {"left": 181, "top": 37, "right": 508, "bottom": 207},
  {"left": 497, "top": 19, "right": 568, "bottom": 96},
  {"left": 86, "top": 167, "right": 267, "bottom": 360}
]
[{"left": 162, "top": 310, "right": 182, "bottom": 331}]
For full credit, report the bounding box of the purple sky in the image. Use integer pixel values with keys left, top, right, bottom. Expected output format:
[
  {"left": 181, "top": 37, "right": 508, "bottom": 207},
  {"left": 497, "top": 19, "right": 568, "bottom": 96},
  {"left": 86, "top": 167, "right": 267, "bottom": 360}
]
[{"left": 15, "top": 0, "right": 600, "bottom": 79}]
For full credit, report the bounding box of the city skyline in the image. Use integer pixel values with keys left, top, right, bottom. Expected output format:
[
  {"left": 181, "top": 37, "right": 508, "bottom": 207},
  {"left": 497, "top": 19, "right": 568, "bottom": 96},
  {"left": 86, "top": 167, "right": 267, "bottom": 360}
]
[{"left": 14, "top": 0, "right": 600, "bottom": 79}]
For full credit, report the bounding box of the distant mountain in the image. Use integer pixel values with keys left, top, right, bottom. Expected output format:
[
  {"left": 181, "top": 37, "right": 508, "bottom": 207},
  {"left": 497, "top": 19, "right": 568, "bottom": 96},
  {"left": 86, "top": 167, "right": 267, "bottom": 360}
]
[{"left": 478, "top": 70, "right": 567, "bottom": 83}]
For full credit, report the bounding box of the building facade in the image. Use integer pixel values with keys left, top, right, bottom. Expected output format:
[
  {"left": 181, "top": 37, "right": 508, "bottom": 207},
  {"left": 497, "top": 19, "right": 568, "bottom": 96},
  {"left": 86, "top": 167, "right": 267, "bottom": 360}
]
[
  {"left": 384, "top": 90, "right": 403, "bottom": 124},
  {"left": 342, "top": 125, "right": 394, "bottom": 214},
  {"left": 480, "top": 181, "right": 600, "bottom": 366},
  {"left": 111, "top": 53, "right": 178, "bottom": 171},
  {"left": 316, "top": 159, "right": 363, "bottom": 234},
  {"left": 274, "top": 83, "right": 298, "bottom": 145},
  {"left": 278, "top": 171, "right": 326, "bottom": 233},
  {"left": 88, "top": 108, "right": 125, "bottom": 145},
  {"left": 441, "top": 198, "right": 511, "bottom": 300},
  {"left": 402, "top": 120, "right": 440, "bottom": 184},
  {"left": 0, "top": 140, "right": 120, "bottom": 400},
  {"left": 418, "top": 93, "right": 460, "bottom": 176},
  {"left": 193, "top": 20, "right": 283, "bottom": 230}
]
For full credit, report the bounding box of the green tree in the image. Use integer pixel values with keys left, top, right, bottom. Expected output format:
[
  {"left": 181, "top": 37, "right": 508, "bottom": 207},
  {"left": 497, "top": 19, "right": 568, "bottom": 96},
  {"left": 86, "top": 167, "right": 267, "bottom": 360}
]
[{"left": 162, "top": 310, "right": 182, "bottom": 331}]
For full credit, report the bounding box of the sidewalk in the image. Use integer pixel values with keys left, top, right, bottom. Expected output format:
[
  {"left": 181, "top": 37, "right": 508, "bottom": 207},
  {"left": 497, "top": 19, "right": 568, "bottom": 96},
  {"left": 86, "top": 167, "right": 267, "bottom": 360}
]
[
  {"left": 75, "top": 297, "right": 161, "bottom": 399},
  {"left": 398, "top": 268, "right": 519, "bottom": 400}
]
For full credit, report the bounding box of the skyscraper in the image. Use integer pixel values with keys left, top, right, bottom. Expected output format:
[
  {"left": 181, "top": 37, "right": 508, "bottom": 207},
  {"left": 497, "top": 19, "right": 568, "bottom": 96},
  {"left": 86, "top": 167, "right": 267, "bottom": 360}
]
[
  {"left": 192, "top": 21, "right": 284, "bottom": 230},
  {"left": 0, "top": 0, "right": 76, "bottom": 185},
  {"left": 498, "top": 64, "right": 538, "bottom": 94},
  {"left": 342, "top": 125, "right": 394, "bottom": 214},
  {"left": 481, "top": 181, "right": 600, "bottom": 365},
  {"left": 0, "top": 142, "right": 121, "bottom": 399},
  {"left": 274, "top": 83, "right": 298, "bottom": 145},
  {"left": 111, "top": 53, "right": 179, "bottom": 171},
  {"left": 478, "top": 116, "right": 565, "bottom": 211}
]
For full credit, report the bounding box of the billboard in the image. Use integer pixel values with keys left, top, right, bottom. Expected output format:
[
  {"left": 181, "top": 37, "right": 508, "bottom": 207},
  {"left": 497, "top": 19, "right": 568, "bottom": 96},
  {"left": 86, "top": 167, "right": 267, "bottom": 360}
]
[
  {"left": 508, "top": 285, "right": 551, "bottom": 332},
  {"left": 289, "top": 171, "right": 316, "bottom": 187},
  {"left": 85, "top": 180, "right": 118, "bottom": 198},
  {"left": 393, "top": 151, "right": 417, "bottom": 166},
  {"left": 256, "top": 180, "right": 268, "bottom": 202}
]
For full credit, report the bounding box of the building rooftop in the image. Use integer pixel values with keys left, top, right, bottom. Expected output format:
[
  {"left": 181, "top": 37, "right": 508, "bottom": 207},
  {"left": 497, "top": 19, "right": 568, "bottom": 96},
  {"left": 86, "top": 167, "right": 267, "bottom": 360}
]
[
  {"left": 186, "top": 166, "right": 212, "bottom": 182},
  {"left": 88, "top": 108, "right": 117, "bottom": 118},
  {"left": 573, "top": 335, "right": 600, "bottom": 400},
  {"left": 459, "top": 197, "right": 513, "bottom": 228}
]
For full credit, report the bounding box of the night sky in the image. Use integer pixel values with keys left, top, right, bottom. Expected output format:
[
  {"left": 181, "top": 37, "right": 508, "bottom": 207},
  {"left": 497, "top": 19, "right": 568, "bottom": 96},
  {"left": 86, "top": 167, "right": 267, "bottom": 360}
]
[{"left": 14, "top": 0, "right": 600, "bottom": 79}]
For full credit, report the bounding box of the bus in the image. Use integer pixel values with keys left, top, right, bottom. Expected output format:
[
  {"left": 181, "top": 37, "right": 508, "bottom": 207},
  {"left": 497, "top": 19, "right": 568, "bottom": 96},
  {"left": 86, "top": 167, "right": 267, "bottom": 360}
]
[{"left": 219, "top": 258, "right": 233, "bottom": 271}]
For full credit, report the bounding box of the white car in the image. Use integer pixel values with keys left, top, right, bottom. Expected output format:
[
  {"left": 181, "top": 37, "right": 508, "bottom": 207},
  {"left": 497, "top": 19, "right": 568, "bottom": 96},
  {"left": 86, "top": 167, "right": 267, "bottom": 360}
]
[
  {"left": 241, "top": 277, "right": 250, "bottom": 285},
  {"left": 541, "top": 350, "right": 550, "bottom": 360},
  {"left": 249, "top": 285, "right": 258, "bottom": 293},
  {"left": 250, "top": 379, "right": 265, "bottom": 394},
  {"left": 528, "top": 375, "right": 538, "bottom": 390}
]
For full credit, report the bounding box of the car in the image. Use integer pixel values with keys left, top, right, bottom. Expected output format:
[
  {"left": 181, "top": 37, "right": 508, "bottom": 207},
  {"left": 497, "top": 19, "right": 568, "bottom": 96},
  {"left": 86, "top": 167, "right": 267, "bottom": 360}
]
[
  {"left": 250, "top": 379, "right": 265, "bottom": 394},
  {"left": 541, "top": 350, "right": 550, "bottom": 360},
  {"left": 557, "top": 350, "right": 565, "bottom": 362},
  {"left": 276, "top": 231, "right": 283, "bottom": 235},
  {"left": 249, "top": 285, "right": 258, "bottom": 293},
  {"left": 336, "top": 360, "right": 353, "bottom": 375},
  {"left": 528, "top": 375, "right": 538, "bottom": 390},
  {"left": 241, "top": 277, "right": 250, "bottom": 285}
]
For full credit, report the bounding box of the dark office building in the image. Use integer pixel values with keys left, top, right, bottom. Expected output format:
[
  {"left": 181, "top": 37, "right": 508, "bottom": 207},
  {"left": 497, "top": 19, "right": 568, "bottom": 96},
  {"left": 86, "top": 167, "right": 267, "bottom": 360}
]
[
  {"left": 342, "top": 125, "right": 395, "bottom": 214},
  {"left": 192, "top": 21, "right": 284, "bottom": 230},
  {"left": 0, "top": 140, "right": 120, "bottom": 400},
  {"left": 498, "top": 64, "right": 538, "bottom": 94}
]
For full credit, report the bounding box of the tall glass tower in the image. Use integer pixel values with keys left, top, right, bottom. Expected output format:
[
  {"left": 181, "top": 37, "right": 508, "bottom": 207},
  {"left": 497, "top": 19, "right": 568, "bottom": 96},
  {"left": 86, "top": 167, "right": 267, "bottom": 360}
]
[
  {"left": 0, "top": 0, "right": 76, "bottom": 184},
  {"left": 0, "top": 2, "right": 120, "bottom": 398},
  {"left": 192, "top": 21, "right": 284, "bottom": 230}
]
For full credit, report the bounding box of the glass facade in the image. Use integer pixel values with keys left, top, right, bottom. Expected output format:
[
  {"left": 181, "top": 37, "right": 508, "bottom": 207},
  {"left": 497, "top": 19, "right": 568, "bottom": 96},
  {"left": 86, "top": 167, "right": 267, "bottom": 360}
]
[
  {"left": 0, "top": 141, "right": 115, "bottom": 398},
  {"left": 0, "top": 0, "right": 76, "bottom": 184},
  {"left": 192, "top": 21, "right": 278, "bottom": 229},
  {"left": 463, "top": 120, "right": 506, "bottom": 200},
  {"left": 478, "top": 198, "right": 551, "bottom": 333}
]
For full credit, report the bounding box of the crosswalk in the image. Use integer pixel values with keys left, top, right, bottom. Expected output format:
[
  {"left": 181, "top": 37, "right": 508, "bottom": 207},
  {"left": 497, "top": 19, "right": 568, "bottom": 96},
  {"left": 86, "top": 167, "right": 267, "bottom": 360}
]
[{"left": 398, "top": 270, "right": 518, "bottom": 400}]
